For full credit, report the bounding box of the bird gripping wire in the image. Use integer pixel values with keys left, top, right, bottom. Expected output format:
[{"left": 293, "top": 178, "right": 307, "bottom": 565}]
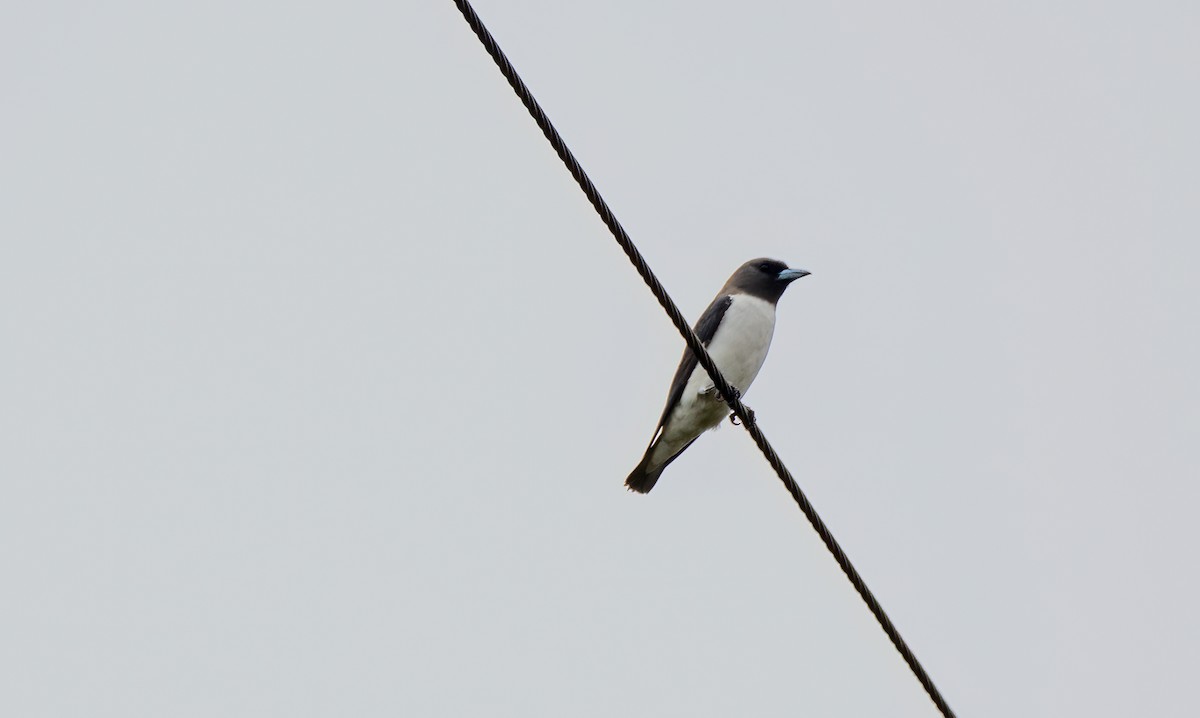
[{"left": 449, "top": 2, "right": 956, "bottom": 716}]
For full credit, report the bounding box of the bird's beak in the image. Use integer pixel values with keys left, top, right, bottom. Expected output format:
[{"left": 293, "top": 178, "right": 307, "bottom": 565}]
[{"left": 777, "top": 268, "right": 811, "bottom": 283}]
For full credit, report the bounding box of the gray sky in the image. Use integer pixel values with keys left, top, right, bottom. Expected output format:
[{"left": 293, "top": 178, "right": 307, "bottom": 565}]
[{"left": 3, "top": 1, "right": 1198, "bottom": 716}]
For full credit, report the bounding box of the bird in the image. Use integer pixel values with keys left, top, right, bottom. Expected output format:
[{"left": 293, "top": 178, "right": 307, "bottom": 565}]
[{"left": 625, "top": 258, "right": 810, "bottom": 493}]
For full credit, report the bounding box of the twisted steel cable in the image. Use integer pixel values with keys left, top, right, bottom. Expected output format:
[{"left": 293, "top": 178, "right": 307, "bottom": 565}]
[{"left": 450, "top": 2, "right": 956, "bottom": 716}]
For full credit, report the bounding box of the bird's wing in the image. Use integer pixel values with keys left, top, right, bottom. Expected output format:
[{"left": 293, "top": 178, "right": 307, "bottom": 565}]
[{"left": 655, "top": 294, "right": 733, "bottom": 427}]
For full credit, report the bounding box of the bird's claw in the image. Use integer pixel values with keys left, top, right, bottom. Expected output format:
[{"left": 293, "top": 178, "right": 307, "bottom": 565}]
[
  {"left": 703, "top": 385, "right": 742, "bottom": 401},
  {"left": 729, "top": 407, "right": 756, "bottom": 426}
]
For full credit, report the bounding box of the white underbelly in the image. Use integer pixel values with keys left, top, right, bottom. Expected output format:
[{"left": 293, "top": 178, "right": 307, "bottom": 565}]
[{"left": 653, "top": 295, "right": 777, "bottom": 460}]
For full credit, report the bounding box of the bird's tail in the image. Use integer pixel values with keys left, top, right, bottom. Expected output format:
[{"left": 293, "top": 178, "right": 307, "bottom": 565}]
[
  {"left": 625, "top": 452, "right": 666, "bottom": 494},
  {"left": 624, "top": 437, "right": 696, "bottom": 494}
]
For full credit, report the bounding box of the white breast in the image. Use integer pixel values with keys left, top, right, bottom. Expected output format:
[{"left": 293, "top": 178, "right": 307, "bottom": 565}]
[
  {"left": 685, "top": 293, "right": 777, "bottom": 397},
  {"left": 648, "top": 294, "right": 778, "bottom": 468}
]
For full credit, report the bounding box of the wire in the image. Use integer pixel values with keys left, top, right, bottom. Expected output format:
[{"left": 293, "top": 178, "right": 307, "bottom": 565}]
[{"left": 449, "top": 2, "right": 957, "bottom": 716}]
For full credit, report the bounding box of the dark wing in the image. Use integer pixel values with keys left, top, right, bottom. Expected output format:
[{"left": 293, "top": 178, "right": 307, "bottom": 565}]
[{"left": 655, "top": 294, "right": 733, "bottom": 427}]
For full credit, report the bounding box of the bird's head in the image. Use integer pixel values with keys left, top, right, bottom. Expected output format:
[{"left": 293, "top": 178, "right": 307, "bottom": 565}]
[{"left": 730, "top": 258, "right": 811, "bottom": 301}]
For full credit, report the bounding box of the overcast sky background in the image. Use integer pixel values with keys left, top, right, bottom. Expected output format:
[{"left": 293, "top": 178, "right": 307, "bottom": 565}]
[{"left": 3, "top": 1, "right": 1198, "bottom": 716}]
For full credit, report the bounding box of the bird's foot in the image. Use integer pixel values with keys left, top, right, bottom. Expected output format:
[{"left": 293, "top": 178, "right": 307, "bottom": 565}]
[
  {"left": 702, "top": 385, "right": 742, "bottom": 401},
  {"left": 729, "top": 407, "right": 756, "bottom": 426}
]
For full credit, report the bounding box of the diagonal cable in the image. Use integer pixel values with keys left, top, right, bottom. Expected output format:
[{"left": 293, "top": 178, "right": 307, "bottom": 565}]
[{"left": 449, "top": 2, "right": 956, "bottom": 716}]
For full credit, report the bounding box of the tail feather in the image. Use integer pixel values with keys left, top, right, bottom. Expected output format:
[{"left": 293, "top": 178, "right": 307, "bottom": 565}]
[
  {"left": 624, "top": 437, "right": 698, "bottom": 494},
  {"left": 625, "top": 454, "right": 666, "bottom": 494}
]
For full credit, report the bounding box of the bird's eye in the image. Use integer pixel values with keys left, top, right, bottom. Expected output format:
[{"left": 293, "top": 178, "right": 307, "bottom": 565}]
[{"left": 758, "top": 262, "right": 772, "bottom": 272}]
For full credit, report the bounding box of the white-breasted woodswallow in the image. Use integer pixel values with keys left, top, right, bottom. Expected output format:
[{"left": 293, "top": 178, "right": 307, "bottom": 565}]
[{"left": 626, "top": 258, "right": 809, "bottom": 493}]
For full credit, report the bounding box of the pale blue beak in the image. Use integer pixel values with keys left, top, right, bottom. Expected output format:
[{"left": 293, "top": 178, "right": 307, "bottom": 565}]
[{"left": 777, "top": 268, "right": 811, "bottom": 283}]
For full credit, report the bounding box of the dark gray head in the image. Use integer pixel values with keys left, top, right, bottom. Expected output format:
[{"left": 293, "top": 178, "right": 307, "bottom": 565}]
[{"left": 723, "top": 257, "right": 811, "bottom": 303}]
